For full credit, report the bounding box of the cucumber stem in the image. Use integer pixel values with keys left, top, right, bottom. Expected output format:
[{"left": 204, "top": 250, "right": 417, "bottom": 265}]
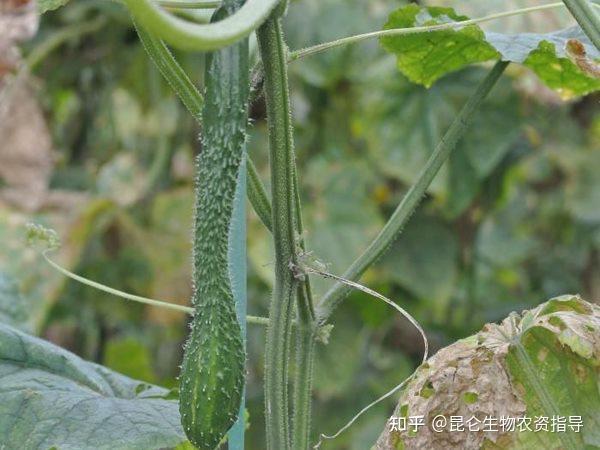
[
  {"left": 562, "top": 0, "right": 600, "bottom": 50},
  {"left": 257, "top": 12, "right": 299, "bottom": 450},
  {"left": 317, "top": 61, "right": 509, "bottom": 323}
]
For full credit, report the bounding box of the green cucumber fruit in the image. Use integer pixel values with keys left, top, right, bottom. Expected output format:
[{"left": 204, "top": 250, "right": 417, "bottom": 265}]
[{"left": 178, "top": 2, "right": 249, "bottom": 448}]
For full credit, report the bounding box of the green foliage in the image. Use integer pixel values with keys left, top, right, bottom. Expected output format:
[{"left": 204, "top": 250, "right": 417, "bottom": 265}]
[
  {"left": 381, "top": 5, "right": 499, "bottom": 88},
  {"left": 1, "top": 0, "right": 598, "bottom": 448},
  {"left": 524, "top": 40, "right": 600, "bottom": 97},
  {"left": 356, "top": 66, "right": 525, "bottom": 225},
  {"left": 104, "top": 337, "right": 157, "bottom": 383},
  {"left": 505, "top": 298, "right": 600, "bottom": 449},
  {"left": 303, "top": 158, "right": 383, "bottom": 296},
  {"left": 380, "top": 215, "right": 458, "bottom": 320},
  {"left": 0, "top": 322, "right": 187, "bottom": 449},
  {"left": 0, "top": 273, "right": 30, "bottom": 332},
  {"left": 38, "top": 0, "right": 70, "bottom": 14},
  {"left": 381, "top": 5, "right": 600, "bottom": 96}
]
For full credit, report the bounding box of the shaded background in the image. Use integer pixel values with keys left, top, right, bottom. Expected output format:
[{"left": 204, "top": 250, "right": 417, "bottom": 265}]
[{"left": 0, "top": 0, "right": 598, "bottom": 448}]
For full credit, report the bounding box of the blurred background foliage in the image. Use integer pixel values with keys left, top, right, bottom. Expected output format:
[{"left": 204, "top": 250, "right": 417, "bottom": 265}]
[{"left": 0, "top": 0, "right": 598, "bottom": 448}]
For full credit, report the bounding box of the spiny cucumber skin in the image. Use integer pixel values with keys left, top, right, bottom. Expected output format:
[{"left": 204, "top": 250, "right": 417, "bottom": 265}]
[{"left": 179, "top": 5, "right": 249, "bottom": 449}]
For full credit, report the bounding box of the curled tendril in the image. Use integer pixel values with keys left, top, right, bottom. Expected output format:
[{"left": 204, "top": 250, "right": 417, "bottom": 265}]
[
  {"left": 122, "top": 0, "right": 281, "bottom": 51},
  {"left": 25, "top": 223, "right": 61, "bottom": 251}
]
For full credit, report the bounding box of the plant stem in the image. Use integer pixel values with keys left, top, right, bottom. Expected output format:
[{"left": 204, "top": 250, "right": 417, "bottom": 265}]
[
  {"left": 135, "top": 22, "right": 203, "bottom": 121},
  {"left": 255, "top": 14, "right": 316, "bottom": 449},
  {"left": 289, "top": 3, "right": 571, "bottom": 61},
  {"left": 157, "top": 0, "right": 221, "bottom": 9},
  {"left": 122, "top": 0, "right": 280, "bottom": 50},
  {"left": 316, "top": 61, "right": 509, "bottom": 323},
  {"left": 248, "top": 158, "right": 273, "bottom": 231},
  {"left": 258, "top": 13, "right": 300, "bottom": 450},
  {"left": 248, "top": 154, "right": 318, "bottom": 450},
  {"left": 562, "top": 0, "right": 600, "bottom": 50},
  {"left": 292, "top": 304, "right": 316, "bottom": 450},
  {"left": 291, "top": 161, "right": 316, "bottom": 450},
  {"left": 136, "top": 24, "right": 275, "bottom": 232}
]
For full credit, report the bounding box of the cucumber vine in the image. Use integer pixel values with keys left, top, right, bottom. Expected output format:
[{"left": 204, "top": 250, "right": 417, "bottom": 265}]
[{"left": 23, "top": 0, "right": 600, "bottom": 449}]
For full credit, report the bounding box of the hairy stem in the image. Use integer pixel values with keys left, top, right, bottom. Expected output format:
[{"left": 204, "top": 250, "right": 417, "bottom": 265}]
[
  {"left": 135, "top": 22, "right": 203, "bottom": 119},
  {"left": 291, "top": 162, "right": 316, "bottom": 450},
  {"left": 562, "top": 0, "right": 600, "bottom": 50},
  {"left": 135, "top": 24, "right": 274, "bottom": 232},
  {"left": 258, "top": 13, "right": 299, "bottom": 450},
  {"left": 248, "top": 158, "right": 273, "bottom": 231},
  {"left": 292, "top": 306, "right": 316, "bottom": 450},
  {"left": 317, "top": 61, "right": 509, "bottom": 323}
]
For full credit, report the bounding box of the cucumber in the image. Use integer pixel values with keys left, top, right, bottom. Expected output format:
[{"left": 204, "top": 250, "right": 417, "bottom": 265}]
[{"left": 178, "top": 3, "right": 249, "bottom": 448}]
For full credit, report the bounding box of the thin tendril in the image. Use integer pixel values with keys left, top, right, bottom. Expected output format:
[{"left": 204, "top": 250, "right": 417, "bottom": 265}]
[
  {"left": 313, "top": 375, "right": 416, "bottom": 449},
  {"left": 289, "top": 2, "right": 598, "bottom": 61},
  {"left": 39, "top": 250, "right": 270, "bottom": 325},
  {"left": 298, "top": 265, "right": 428, "bottom": 448},
  {"left": 42, "top": 250, "right": 194, "bottom": 313}
]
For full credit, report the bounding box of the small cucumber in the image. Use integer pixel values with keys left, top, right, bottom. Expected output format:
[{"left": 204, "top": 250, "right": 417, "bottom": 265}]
[{"left": 178, "top": 3, "right": 249, "bottom": 448}]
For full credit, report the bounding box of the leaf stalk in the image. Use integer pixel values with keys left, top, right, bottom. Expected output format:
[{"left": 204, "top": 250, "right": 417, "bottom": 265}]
[{"left": 316, "top": 61, "right": 509, "bottom": 323}]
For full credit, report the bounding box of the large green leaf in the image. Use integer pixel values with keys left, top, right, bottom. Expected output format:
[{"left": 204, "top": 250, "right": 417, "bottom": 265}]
[
  {"left": 381, "top": 5, "right": 600, "bottom": 96},
  {"left": 0, "top": 323, "right": 187, "bottom": 449},
  {"left": 355, "top": 67, "right": 521, "bottom": 216},
  {"left": 374, "top": 295, "right": 600, "bottom": 450},
  {"left": 0, "top": 273, "right": 30, "bottom": 332}
]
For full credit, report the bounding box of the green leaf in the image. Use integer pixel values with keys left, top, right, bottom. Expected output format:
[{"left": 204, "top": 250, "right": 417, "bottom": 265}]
[
  {"left": 356, "top": 67, "right": 521, "bottom": 208},
  {"left": 381, "top": 5, "right": 600, "bottom": 96},
  {"left": 0, "top": 323, "right": 187, "bottom": 449},
  {"left": 380, "top": 215, "right": 459, "bottom": 319},
  {"left": 38, "top": 0, "right": 70, "bottom": 14},
  {"left": 304, "top": 157, "right": 384, "bottom": 296},
  {"left": 0, "top": 273, "right": 29, "bottom": 332},
  {"left": 104, "top": 337, "right": 157, "bottom": 383},
  {"left": 524, "top": 40, "right": 600, "bottom": 100},
  {"left": 447, "top": 143, "right": 479, "bottom": 218},
  {"left": 380, "top": 5, "right": 500, "bottom": 88},
  {"left": 375, "top": 295, "right": 600, "bottom": 450}
]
